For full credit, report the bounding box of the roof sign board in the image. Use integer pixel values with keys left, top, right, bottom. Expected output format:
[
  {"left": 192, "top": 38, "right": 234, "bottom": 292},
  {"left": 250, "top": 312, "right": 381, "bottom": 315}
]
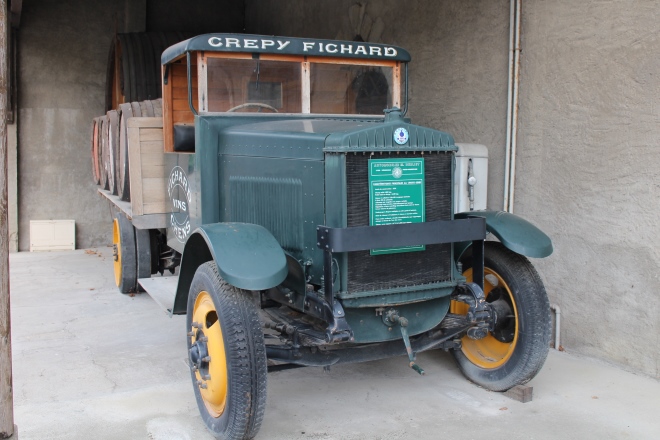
[{"left": 161, "top": 34, "right": 412, "bottom": 64}]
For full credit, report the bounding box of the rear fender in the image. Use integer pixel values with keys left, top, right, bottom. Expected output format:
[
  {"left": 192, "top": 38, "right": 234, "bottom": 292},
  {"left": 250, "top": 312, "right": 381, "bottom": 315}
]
[
  {"left": 454, "top": 211, "right": 553, "bottom": 260},
  {"left": 171, "top": 223, "right": 288, "bottom": 314}
]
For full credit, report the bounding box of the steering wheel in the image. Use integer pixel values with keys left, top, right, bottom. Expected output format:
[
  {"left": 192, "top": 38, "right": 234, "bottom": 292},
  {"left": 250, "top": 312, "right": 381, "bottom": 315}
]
[{"left": 227, "top": 102, "right": 279, "bottom": 113}]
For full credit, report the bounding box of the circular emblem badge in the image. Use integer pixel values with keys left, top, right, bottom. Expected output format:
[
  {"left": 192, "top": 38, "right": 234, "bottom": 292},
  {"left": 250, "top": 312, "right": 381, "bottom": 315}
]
[
  {"left": 394, "top": 127, "right": 409, "bottom": 145},
  {"left": 167, "top": 166, "right": 192, "bottom": 243},
  {"left": 392, "top": 166, "right": 403, "bottom": 178}
]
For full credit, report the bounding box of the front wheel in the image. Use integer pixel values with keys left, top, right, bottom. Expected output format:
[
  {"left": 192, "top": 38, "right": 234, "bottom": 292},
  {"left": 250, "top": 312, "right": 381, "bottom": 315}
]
[
  {"left": 451, "top": 242, "right": 551, "bottom": 391},
  {"left": 187, "top": 262, "right": 267, "bottom": 440}
]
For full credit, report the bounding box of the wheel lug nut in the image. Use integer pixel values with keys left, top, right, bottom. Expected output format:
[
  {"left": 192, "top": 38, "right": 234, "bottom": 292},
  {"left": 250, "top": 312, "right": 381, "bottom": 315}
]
[
  {"left": 204, "top": 374, "right": 211, "bottom": 380},
  {"left": 203, "top": 356, "right": 211, "bottom": 362}
]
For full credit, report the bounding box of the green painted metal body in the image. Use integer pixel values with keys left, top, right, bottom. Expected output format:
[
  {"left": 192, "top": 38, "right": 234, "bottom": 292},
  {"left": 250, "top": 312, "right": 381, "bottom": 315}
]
[
  {"left": 454, "top": 211, "right": 553, "bottom": 260},
  {"left": 171, "top": 223, "right": 288, "bottom": 314},
  {"left": 170, "top": 111, "right": 552, "bottom": 343},
  {"left": 343, "top": 297, "right": 451, "bottom": 344},
  {"left": 194, "top": 223, "right": 288, "bottom": 289}
]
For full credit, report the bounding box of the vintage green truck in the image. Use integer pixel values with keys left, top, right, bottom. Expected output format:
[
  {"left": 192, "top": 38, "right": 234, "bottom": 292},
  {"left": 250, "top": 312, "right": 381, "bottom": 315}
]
[{"left": 97, "top": 34, "right": 553, "bottom": 440}]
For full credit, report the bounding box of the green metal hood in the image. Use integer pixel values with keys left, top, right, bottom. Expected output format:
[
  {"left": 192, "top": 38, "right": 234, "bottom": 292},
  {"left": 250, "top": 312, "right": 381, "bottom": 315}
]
[
  {"left": 206, "top": 112, "right": 455, "bottom": 157},
  {"left": 324, "top": 110, "right": 456, "bottom": 152}
]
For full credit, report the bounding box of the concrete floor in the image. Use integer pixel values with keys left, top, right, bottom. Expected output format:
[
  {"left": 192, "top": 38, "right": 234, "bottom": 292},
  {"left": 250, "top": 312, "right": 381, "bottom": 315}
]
[{"left": 8, "top": 248, "right": 660, "bottom": 440}]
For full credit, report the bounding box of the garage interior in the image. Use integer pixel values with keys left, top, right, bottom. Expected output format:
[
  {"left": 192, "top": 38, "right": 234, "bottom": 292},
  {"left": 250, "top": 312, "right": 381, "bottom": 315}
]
[{"left": 1, "top": 0, "right": 658, "bottom": 438}]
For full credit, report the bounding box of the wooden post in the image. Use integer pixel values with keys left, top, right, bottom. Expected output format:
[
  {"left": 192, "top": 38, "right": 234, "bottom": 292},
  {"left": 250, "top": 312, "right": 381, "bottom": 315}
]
[{"left": 0, "top": 0, "right": 15, "bottom": 438}]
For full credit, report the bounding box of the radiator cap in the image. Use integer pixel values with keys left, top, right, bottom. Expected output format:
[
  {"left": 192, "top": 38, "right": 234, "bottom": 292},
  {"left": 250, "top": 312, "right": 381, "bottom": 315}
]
[{"left": 384, "top": 107, "right": 404, "bottom": 122}]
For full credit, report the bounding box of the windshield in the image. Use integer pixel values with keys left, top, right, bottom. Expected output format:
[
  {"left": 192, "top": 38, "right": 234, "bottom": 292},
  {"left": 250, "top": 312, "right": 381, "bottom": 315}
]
[
  {"left": 202, "top": 56, "right": 400, "bottom": 115},
  {"left": 206, "top": 58, "right": 302, "bottom": 113},
  {"left": 310, "top": 64, "right": 393, "bottom": 114}
]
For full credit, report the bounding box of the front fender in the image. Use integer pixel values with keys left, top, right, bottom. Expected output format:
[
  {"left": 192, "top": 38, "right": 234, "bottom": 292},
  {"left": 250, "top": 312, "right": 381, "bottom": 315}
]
[
  {"left": 454, "top": 211, "right": 553, "bottom": 259},
  {"left": 171, "top": 223, "right": 287, "bottom": 314}
]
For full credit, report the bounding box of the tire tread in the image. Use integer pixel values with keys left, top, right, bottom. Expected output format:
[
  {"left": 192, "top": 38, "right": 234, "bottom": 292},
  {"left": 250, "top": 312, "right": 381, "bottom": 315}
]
[
  {"left": 454, "top": 242, "right": 551, "bottom": 391},
  {"left": 188, "top": 262, "right": 267, "bottom": 440}
]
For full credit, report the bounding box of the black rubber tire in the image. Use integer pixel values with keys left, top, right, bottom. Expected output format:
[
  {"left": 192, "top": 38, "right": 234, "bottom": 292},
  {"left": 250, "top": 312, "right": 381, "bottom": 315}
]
[
  {"left": 453, "top": 242, "right": 551, "bottom": 391},
  {"left": 113, "top": 214, "right": 137, "bottom": 294},
  {"left": 135, "top": 228, "right": 152, "bottom": 292},
  {"left": 187, "top": 262, "right": 267, "bottom": 440},
  {"left": 135, "top": 228, "right": 151, "bottom": 280}
]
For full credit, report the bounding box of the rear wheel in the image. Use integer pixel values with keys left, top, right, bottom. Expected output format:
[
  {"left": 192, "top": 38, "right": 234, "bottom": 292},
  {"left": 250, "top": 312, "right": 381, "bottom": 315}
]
[
  {"left": 112, "top": 214, "right": 137, "bottom": 293},
  {"left": 187, "top": 262, "right": 267, "bottom": 440},
  {"left": 135, "top": 229, "right": 152, "bottom": 278},
  {"left": 451, "top": 242, "right": 551, "bottom": 391}
]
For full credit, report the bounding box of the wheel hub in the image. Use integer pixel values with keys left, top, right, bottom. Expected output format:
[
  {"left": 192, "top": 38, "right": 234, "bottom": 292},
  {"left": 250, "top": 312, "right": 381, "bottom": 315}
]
[
  {"left": 488, "top": 293, "right": 515, "bottom": 343},
  {"left": 189, "top": 331, "right": 210, "bottom": 371},
  {"left": 451, "top": 266, "right": 520, "bottom": 369}
]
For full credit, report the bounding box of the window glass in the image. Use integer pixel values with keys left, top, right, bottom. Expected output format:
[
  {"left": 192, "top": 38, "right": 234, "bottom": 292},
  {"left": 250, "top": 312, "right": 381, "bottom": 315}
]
[
  {"left": 206, "top": 58, "right": 301, "bottom": 113},
  {"left": 310, "top": 64, "right": 393, "bottom": 115}
]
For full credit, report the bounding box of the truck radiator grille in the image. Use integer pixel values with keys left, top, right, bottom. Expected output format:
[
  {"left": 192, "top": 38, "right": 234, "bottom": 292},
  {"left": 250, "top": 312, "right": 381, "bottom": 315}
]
[{"left": 346, "top": 152, "right": 453, "bottom": 293}]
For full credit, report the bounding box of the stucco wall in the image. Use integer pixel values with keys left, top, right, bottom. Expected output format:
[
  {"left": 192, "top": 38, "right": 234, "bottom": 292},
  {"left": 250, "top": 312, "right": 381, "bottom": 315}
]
[
  {"left": 17, "top": 0, "right": 139, "bottom": 250},
  {"left": 17, "top": 0, "right": 244, "bottom": 250},
  {"left": 516, "top": 1, "right": 660, "bottom": 377},
  {"left": 246, "top": 0, "right": 660, "bottom": 377}
]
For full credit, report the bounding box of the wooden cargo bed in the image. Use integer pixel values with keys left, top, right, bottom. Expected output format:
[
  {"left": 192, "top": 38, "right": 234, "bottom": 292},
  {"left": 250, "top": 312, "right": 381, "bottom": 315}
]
[{"left": 98, "top": 116, "right": 174, "bottom": 229}]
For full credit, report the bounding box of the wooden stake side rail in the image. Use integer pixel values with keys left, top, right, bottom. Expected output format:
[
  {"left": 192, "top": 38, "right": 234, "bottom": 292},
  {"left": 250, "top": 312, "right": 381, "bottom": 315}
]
[
  {"left": 97, "top": 189, "right": 169, "bottom": 230},
  {"left": 127, "top": 117, "right": 173, "bottom": 216}
]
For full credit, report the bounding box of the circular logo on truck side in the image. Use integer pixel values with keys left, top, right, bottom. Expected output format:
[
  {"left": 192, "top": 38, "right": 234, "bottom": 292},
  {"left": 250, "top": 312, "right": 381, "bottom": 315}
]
[
  {"left": 394, "top": 127, "right": 409, "bottom": 145},
  {"left": 168, "top": 166, "right": 192, "bottom": 243}
]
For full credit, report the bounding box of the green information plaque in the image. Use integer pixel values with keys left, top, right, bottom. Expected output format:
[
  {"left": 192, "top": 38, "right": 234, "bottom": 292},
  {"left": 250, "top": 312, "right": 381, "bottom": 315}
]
[{"left": 368, "top": 158, "right": 425, "bottom": 255}]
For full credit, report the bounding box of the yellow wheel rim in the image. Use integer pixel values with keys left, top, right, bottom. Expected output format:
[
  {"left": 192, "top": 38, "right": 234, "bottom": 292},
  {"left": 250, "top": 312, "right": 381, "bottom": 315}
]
[
  {"left": 112, "top": 218, "right": 122, "bottom": 287},
  {"left": 450, "top": 268, "right": 519, "bottom": 369},
  {"left": 191, "top": 291, "right": 228, "bottom": 417}
]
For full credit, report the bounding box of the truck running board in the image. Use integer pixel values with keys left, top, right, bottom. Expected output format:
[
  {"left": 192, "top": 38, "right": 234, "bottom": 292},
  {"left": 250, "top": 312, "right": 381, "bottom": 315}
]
[{"left": 138, "top": 276, "right": 178, "bottom": 314}]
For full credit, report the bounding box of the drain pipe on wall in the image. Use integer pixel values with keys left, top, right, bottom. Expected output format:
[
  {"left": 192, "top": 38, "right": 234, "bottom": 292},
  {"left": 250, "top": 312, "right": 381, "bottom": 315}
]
[
  {"left": 503, "top": 2, "right": 562, "bottom": 350},
  {"left": 503, "top": 0, "right": 522, "bottom": 213},
  {"left": 550, "top": 304, "right": 561, "bottom": 350}
]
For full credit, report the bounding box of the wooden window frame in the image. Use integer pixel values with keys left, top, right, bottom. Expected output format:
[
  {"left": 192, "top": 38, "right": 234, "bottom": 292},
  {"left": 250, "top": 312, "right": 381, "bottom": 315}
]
[
  {"left": 197, "top": 52, "right": 401, "bottom": 114},
  {"left": 163, "top": 52, "right": 402, "bottom": 152}
]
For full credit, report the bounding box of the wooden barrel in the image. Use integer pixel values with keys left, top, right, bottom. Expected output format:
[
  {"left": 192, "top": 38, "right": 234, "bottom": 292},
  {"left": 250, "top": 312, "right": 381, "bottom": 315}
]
[
  {"left": 97, "top": 116, "right": 106, "bottom": 188},
  {"left": 117, "top": 98, "right": 163, "bottom": 201},
  {"left": 107, "top": 110, "right": 120, "bottom": 195},
  {"left": 106, "top": 32, "right": 192, "bottom": 111},
  {"left": 117, "top": 103, "right": 134, "bottom": 201},
  {"left": 99, "top": 115, "right": 109, "bottom": 191},
  {"left": 91, "top": 117, "right": 101, "bottom": 185}
]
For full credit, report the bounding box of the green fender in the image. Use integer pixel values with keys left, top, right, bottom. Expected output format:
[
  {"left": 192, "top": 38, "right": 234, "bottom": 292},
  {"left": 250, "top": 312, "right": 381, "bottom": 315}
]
[
  {"left": 454, "top": 211, "right": 553, "bottom": 260},
  {"left": 171, "top": 223, "right": 287, "bottom": 314}
]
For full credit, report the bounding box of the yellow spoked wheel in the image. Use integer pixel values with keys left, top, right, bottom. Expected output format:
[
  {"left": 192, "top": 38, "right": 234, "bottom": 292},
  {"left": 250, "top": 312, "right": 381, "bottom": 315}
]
[
  {"left": 112, "top": 218, "right": 122, "bottom": 286},
  {"left": 190, "top": 291, "right": 228, "bottom": 417},
  {"left": 451, "top": 242, "right": 551, "bottom": 392},
  {"left": 187, "top": 262, "right": 268, "bottom": 439},
  {"left": 451, "top": 267, "right": 518, "bottom": 368},
  {"left": 112, "top": 214, "right": 137, "bottom": 293}
]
